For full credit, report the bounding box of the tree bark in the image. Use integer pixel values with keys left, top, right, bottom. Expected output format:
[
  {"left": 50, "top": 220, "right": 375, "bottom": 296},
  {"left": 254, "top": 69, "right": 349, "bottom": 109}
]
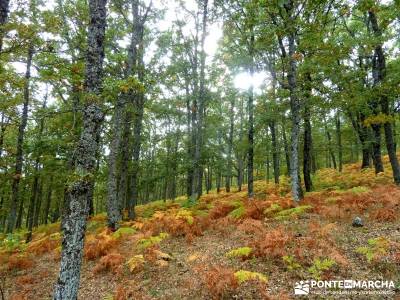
[
  {"left": 281, "top": 119, "right": 291, "bottom": 175},
  {"left": 247, "top": 30, "right": 255, "bottom": 198},
  {"left": 324, "top": 119, "right": 337, "bottom": 169},
  {"left": 286, "top": 26, "right": 303, "bottom": 201},
  {"left": 0, "top": 0, "right": 10, "bottom": 52},
  {"left": 27, "top": 96, "right": 47, "bottom": 241},
  {"left": 119, "top": 109, "right": 131, "bottom": 212},
  {"left": 33, "top": 180, "right": 43, "bottom": 228},
  {"left": 128, "top": 93, "right": 144, "bottom": 220},
  {"left": 43, "top": 180, "right": 53, "bottom": 225},
  {"left": 26, "top": 163, "right": 40, "bottom": 242},
  {"left": 225, "top": 98, "right": 234, "bottom": 192},
  {"left": 15, "top": 186, "right": 24, "bottom": 230},
  {"left": 269, "top": 121, "right": 280, "bottom": 184},
  {"left": 303, "top": 74, "right": 313, "bottom": 192},
  {"left": 335, "top": 112, "right": 343, "bottom": 172},
  {"left": 369, "top": 10, "right": 400, "bottom": 184},
  {"left": 54, "top": 0, "right": 107, "bottom": 298},
  {"left": 191, "top": 0, "right": 208, "bottom": 201},
  {"left": 303, "top": 106, "right": 313, "bottom": 192},
  {"left": 106, "top": 96, "right": 125, "bottom": 230},
  {"left": 6, "top": 46, "right": 33, "bottom": 233},
  {"left": 237, "top": 97, "right": 245, "bottom": 192},
  {"left": 0, "top": 113, "right": 9, "bottom": 158}
]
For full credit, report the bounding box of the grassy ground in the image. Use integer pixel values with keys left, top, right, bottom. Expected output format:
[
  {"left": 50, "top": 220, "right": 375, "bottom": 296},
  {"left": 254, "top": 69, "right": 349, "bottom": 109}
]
[{"left": 1, "top": 157, "right": 400, "bottom": 299}]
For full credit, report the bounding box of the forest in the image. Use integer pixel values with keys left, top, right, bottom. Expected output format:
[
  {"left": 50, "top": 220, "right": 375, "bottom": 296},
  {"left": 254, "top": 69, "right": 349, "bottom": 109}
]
[{"left": 0, "top": 0, "right": 400, "bottom": 299}]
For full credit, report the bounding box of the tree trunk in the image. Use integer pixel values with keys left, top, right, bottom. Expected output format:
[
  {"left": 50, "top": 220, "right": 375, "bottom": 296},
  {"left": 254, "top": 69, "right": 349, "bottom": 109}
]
[
  {"left": 287, "top": 31, "right": 303, "bottom": 201},
  {"left": 237, "top": 157, "right": 243, "bottom": 192},
  {"left": 192, "top": 0, "right": 208, "bottom": 201},
  {"left": 216, "top": 170, "right": 221, "bottom": 193},
  {"left": 324, "top": 120, "right": 337, "bottom": 169},
  {"left": 0, "top": 0, "right": 10, "bottom": 52},
  {"left": 128, "top": 94, "right": 144, "bottom": 220},
  {"left": 269, "top": 121, "right": 280, "bottom": 184},
  {"left": 185, "top": 80, "right": 194, "bottom": 197},
  {"left": 266, "top": 153, "right": 270, "bottom": 183},
  {"left": 0, "top": 196, "right": 5, "bottom": 231},
  {"left": 119, "top": 109, "right": 131, "bottom": 213},
  {"left": 170, "top": 131, "right": 179, "bottom": 200},
  {"left": 54, "top": 0, "right": 107, "bottom": 298},
  {"left": 43, "top": 180, "right": 53, "bottom": 225},
  {"left": 15, "top": 186, "right": 24, "bottom": 230},
  {"left": 106, "top": 96, "right": 125, "bottom": 230},
  {"left": 225, "top": 98, "right": 234, "bottom": 192},
  {"left": 33, "top": 180, "right": 43, "bottom": 228},
  {"left": 26, "top": 163, "right": 40, "bottom": 242},
  {"left": 27, "top": 96, "right": 47, "bottom": 241},
  {"left": 6, "top": 46, "right": 33, "bottom": 233},
  {"left": 349, "top": 113, "right": 371, "bottom": 169},
  {"left": 335, "top": 112, "right": 343, "bottom": 172},
  {"left": 370, "top": 122, "right": 384, "bottom": 173},
  {"left": 247, "top": 83, "right": 254, "bottom": 197},
  {"left": 369, "top": 10, "right": 400, "bottom": 184},
  {"left": 247, "top": 30, "right": 255, "bottom": 198},
  {"left": 0, "top": 113, "right": 9, "bottom": 158},
  {"left": 237, "top": 97, "right": 245, "bottom": 192},
  {"left": 303, "top": 105, "right": 313, "bottom": 192},
  {"left": 302, "top": 73, "right": 313, "bottom": 192},
  {"left": 281, "top": 119, "right": 291, "bottom": 176}
]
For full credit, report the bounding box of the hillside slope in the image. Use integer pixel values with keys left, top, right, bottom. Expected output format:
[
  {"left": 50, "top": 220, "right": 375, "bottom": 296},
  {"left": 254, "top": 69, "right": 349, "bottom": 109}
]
[{"left": 1, "top": 158, "right": 400, "bottom": 299}]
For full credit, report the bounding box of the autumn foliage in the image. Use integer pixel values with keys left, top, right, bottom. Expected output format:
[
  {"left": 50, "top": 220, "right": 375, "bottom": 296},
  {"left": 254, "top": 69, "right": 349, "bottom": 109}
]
[
  {"left": 1, "top": 156, "right": 400, "bottom": 299},
  {"left": 202, "top": 265, "right": 238, "bottom": 300},
  {"left": 84, "top": 230, "right": 119, "bottom": 260},
  {"left": 93, "top": 252, "right": 125, "bottom": 275}
]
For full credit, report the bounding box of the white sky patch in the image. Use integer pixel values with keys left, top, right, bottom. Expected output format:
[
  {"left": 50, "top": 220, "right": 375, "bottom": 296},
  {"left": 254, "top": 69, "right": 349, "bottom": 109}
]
[
  {"left": 234, "top": 71, "right": 269, "bottom": 93},
  {"left": 205, "top": 23, "right": 222, "bottom": 56}
]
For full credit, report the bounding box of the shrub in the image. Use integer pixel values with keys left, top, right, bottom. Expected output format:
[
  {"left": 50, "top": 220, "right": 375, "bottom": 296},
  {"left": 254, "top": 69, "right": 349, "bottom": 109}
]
[
  {"left": 274, "top": 205, "right": 313, "bottom": 220},
  {"left": 244, "top": 200, "right": 268, "bottom": 220},
  {"left": 251, "top": 226, "right": 292, "bottom": 259},
  {"left": 112, "top": 227, "right": 136, "bottom": 239},
  {"left": 137, "top": 232, "right": 169, "bottom": 250},
  {"left": 0, "top": 233, "right": 26, "bottom": 252},
  {"left": 7, "top": 254, "right": 34, "bottom": 271},
  {"left": 176, "top": 209, "right": 194, "bottom": 224},
  {"left": 356, "top": 237, "right": 390, "bottom": 263},
  {"left": 308, "top": 258, "right": 336, "bottom": 280},
  {"left": 371, "top": 208, "right": 396, "bottom": 222},
  {"left": 225, "top": 247, "right": 252, "bottom": 259},
  {"left": 348, "top": 186, "right": 370, "bottom": 194},
  {"left": 263, "top": 203, "right": 283, "bottom": 216},
  {"left": 127, "top": 255, "right": 145, "bottom": 273},
  {"left": 203, "top": 265, "right": 238, "bottom": 300},
  {"left": 237, "top": 219, "right": 265, "bottom": 235},
  {"left": 84, "top": 232, "right": 119, "bottom": 260},
  {"left": 26, "top": 233, "right": 60, "bottom": 255},
  {"left": 282, "top": 255, "right": 301, "bottom": 271},
  {"left": 93, "top": 252, "right": 125, "bottom": 275},
  {"left": 208, "top": 203, "right": 236, "bottom": 219},
  {"left": 143, "top": 210, "right": 204, "bottom": 242},
  {"left": 228, "top": 206, "right": 245, "bottom": 219},
  {"left": 234, "top": 270, "right": 267, "bottom": 284}
]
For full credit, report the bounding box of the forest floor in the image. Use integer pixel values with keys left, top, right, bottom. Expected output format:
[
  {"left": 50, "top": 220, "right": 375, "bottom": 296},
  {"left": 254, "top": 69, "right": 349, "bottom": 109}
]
[{"left": 1, "top": 157, "right": 400, "bottom": 300}]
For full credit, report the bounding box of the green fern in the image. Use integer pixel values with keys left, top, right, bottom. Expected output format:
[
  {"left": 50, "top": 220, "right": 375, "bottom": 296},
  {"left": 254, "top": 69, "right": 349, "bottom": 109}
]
[{"left": 308, "top": 258, "right": 336, "bottom": 280}]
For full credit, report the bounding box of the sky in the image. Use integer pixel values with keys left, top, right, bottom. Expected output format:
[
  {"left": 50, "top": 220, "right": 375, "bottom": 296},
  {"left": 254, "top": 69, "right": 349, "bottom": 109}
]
[{"left": 154, "top": 0, "right": 267, "bottom": 92}]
